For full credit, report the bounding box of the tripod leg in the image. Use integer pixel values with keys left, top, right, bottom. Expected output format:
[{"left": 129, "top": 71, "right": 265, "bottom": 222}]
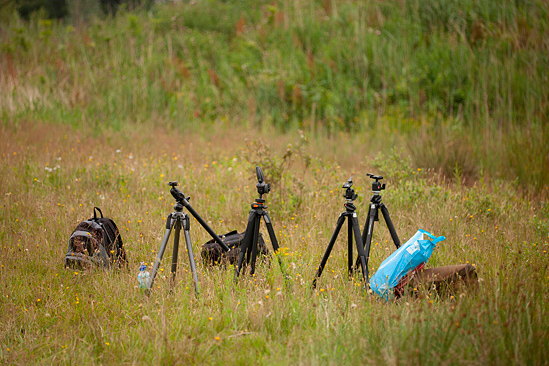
[
  {"left": 361, "top": 208, "right": 372, "bottom": 248},
  {"left": 249, "top": 215, "right": 261, "bottom": 276},
  {"left": 263, "top": 213, "right": 289, "bottom": 281},
  {"left": 170, "top": 219, "right": 181, "bottom": 286},
  {"left": 312, "top": 215, "right": 345, "bottom": 289},
  {"left": 263, "top": 213, "right": 280, "bottom": 252},
  {"left": 182, "top": 216, "right": 200, "bottom": 294},
  {"left": 357, "top": 203, "right": 377, "bottom": 271},
  {"left": 348, "top": 218, "right": 353, "bottom": 277},
  {"left": 147, "top": 214, "right": 175, "bottom": 292},
  {"left": 351, "top": 214, "right": 369, "bottom": 283},
  {"left": 234, "top": 211, "right": 255, "bottom": 281},
  {"left": 380, "top": 203, "right": 401, "bottom": 249},
  {"left": 355, "top": 209, "right": 372, "bottom": 271}
]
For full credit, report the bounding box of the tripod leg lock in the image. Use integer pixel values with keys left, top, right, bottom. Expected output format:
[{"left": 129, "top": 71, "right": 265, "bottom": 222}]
[
  {"left": 165, "top": 213, "right": 173, "bottom": 229},
  {"left": 182, "top": 215, "right": 190, "bottom": 230}
]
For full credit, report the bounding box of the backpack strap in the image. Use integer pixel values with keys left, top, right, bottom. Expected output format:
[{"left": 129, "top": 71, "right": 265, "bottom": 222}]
[
  {"left": 70, "top": 230, "right": 94, "bottom": 240},
  {"left": 65, "top": 249, "right": 111, "bottom": 269},
  {"left": 65, "top": 253, "right": 104, "bottom": 267},
  {"left": 222, "top": 230, "right": 238, "bottom": 238},
  {"left": 82, "top": 220, "right": 102, "bottom": 230},
  {"left": 93, "top": 207, "right": 103, "bottom": 220},
  {"left": 97, "top": 243, "right": 110, "bottom": 268},
  {"left": 102, "top": 218, "right": 124, "bottom": 255}
]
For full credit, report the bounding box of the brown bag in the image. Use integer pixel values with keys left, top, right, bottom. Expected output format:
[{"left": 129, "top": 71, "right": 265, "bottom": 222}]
[
  {"left": 201, "top": 230, "right": 269, "bottom": 266},
  {"left": 395, "top": 264, "right": 478, "bottom": 298}
]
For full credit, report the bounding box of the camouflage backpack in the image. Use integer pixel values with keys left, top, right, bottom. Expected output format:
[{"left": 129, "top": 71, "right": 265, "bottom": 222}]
[{"left": 65, "top": 207, "right": 127, "bottom": 269}]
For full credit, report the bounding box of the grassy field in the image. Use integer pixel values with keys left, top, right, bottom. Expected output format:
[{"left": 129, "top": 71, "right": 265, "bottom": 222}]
[
  {"left": 1, "top": 0, "right": 549, "bottom": 365},
  {"left": 1, "top": 121, "right": 548, "bottom": 365}
]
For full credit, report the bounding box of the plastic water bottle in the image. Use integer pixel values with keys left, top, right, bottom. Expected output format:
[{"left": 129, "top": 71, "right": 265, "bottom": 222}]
[{"left": 137, "top": 262, "right": 150, "bottom": 289}]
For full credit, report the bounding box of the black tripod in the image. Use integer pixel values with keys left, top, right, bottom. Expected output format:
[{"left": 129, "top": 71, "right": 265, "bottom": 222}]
[
  {"left": 147, "top": 182, "right": 230, "bottom": 294},
  {"left": 312, "top": 178, "right": 369, "bottom": 289},
  {"left": 354, "top": 173, "right": 400, "bottom": 276},
  {"left": 234, "top": 167, "right": 286, "bottom": 281}
]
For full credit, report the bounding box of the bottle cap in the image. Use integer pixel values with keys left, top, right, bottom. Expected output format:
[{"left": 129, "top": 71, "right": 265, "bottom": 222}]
[{"left": 139, "top": 262, "right": 146, "bottom": 271}]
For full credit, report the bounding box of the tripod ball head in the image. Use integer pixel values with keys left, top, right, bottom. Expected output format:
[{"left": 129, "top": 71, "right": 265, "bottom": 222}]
[
  {"left": 256, "top": 166, "right": 271, "bottom": 196},
  {"left": 342, "top": 178, "right": 358, "bottom": 201},
  {"left": 168, "top": 181, "right": 189, "bottom": 203},
  {"left": 342, "top": 178, "right": 353, "bottom": 190},
  {"left": 367, "top": 173, "right": 386, "bottom": 192}
]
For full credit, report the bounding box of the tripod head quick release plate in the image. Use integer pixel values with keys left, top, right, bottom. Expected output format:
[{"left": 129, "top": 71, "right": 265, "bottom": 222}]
[
  {"left": 256, "top": 166, "right": 271, "bottom": 197},
  {"left": 342, "top": 178, "right": 358, "bottom": 201},
  {"left": 367, "top": 173, "right": 386, "bottom": 192}
]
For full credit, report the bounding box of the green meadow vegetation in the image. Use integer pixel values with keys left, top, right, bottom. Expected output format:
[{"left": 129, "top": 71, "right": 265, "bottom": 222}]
[{"left": 1, "top": 0, "right": 548, "bottom": 364}]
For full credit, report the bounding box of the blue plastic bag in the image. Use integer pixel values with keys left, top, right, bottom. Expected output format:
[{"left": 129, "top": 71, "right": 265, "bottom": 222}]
[{"left": 369, "top": 229, "right": 445, "bottom": 300}]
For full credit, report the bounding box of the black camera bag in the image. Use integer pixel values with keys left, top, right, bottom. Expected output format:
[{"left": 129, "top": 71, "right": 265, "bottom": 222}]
[
  {"left": 201, "top": 230, "right": 269, "bottom": 266},
  {"left": 65, "top": 207, "right": 127, "bottom": 269}
]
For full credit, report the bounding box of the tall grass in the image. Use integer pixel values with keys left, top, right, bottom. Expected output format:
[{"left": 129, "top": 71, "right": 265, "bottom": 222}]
[{"left": 0, "top": 0, "right": 548, "bottom": 189}]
